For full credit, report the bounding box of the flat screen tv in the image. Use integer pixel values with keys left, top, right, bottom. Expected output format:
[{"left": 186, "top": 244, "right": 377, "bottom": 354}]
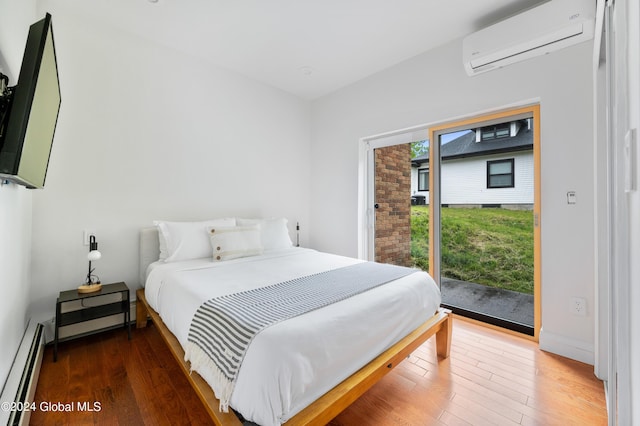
[{"left": 0, "top": 13, "right": 60, "bottom": 189}]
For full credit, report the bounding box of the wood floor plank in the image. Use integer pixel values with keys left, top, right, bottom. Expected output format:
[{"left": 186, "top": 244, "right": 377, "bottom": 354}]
[
  {"left": 450, "top": 392, "right": 522, "bottom": 425},
  {"left": 444, "top": 370, "right": 533, "bottom": 420},
  {"left": 449, "top": 361, "right": 530, "bottom": 405},
  {"left": 95, "top": 332, "right": 143, "bottom": 425},
  {"left": 125, "top": 330, "right": 164, "bottom": 423},
  {"left": 448, "top": 355, "right": 493, "bottom": 380},
  {"left": 331, "top": 318, "right": 605, "bottom": 425},
  {"left": 31, "top": 318, "right": 606, "bottom": 425},
  {"left": 439, "top": 410, "right": 473, "bottom": 426}
]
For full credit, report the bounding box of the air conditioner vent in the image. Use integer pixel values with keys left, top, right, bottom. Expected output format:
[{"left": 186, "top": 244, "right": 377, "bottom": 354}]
[{"left": 463, "top": 0, "right": 595, "bottom": 76}]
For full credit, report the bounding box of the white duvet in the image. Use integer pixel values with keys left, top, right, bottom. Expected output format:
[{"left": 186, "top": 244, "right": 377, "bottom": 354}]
[{"left": 144, "top": 248, "right": 441, "bottom": 426}]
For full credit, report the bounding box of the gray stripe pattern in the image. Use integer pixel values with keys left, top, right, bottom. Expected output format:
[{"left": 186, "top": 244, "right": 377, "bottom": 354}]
[{"left": 186, "top": 261, "right": 416, "bottom": 408}]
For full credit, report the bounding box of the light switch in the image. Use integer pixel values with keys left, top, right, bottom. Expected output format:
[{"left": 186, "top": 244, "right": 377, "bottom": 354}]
[{"left": 567, "top": 191, "right": 577, "bottom": 204}]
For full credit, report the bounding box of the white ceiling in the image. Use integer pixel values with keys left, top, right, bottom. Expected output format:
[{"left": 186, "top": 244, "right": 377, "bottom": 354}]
[{"left": 60, "top": 0, "right": 544, "bottom": 100}]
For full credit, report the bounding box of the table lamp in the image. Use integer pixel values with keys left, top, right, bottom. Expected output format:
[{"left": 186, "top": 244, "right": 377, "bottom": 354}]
[{"left": 78, "top": 235, "right": 102, "bottom": 293}]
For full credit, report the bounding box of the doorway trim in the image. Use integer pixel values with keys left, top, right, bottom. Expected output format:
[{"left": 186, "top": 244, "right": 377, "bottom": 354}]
[
  {"left": 428, "top": 104, "right": 541, "bottom": 341},
  {"left": 358, "top": 125, "right": 430, "bottom": 260}
]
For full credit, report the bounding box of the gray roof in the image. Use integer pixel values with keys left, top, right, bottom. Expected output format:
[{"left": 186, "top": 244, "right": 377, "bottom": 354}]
[{"left": 412, "top": 122, "right": 533, "bottom": 166}]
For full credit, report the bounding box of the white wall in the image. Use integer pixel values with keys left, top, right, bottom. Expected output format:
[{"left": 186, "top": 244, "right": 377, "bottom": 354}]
[
  {"left": 0, "top": 0, "right": 35, "bottom": 79},
  {"left": 311, "top": 39, "right": 596, "bottom": 362},
  {"left": 26, "top": 4, "right": 312, "bottom": 324},
  {"left": 0, "top": 185, "right": 33, "bottom": 392},
  {"left": 628, "top": 0, "right": 640, "bottom": 418},
  {"left": 0, "top": 0, "right": 37, "bottom": 394}
]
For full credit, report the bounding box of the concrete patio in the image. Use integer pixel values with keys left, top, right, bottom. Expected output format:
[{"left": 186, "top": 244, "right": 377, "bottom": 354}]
[{"left": 440, "top": 277, "right": 534, "bottom": 328}]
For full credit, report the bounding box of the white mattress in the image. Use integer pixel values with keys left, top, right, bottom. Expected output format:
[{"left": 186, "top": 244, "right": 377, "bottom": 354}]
[{"left": 145, "top": 247, "right": 441, "bottom": 426}]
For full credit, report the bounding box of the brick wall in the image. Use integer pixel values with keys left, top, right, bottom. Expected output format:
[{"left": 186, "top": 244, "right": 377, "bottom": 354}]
[{"left": 374, "top": 144, "right": 412, "bottom": 266}]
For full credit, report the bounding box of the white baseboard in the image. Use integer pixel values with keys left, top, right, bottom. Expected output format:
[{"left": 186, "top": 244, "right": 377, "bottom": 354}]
[
  {"left": 0, "top": 319, "right": 45, "bottom": 426},
  {"left": 539, "top": 327, "right": 594, "bottom": 365}
]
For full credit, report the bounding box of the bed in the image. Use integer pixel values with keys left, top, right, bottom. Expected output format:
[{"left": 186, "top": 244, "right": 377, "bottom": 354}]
[{"left": 135, "top": 218, "right": 451, "bottom": 426}]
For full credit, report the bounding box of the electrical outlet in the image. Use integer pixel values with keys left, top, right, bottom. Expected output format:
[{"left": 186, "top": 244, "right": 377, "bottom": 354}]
[
  {"left": 83, "top": 230, "right": 95, "bottom": 246},
  {"left": 570, "top": 297, "right": 587, "bottom": 316}
]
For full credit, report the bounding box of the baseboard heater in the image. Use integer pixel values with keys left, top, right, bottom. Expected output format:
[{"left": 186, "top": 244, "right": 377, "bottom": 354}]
[{"left": 0, "top": 320, "right": 45, "bottom": 426}]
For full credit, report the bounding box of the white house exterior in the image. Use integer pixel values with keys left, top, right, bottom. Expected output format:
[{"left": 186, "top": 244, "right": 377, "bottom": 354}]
[{"left": 411, "top": 120, "right": 534, "bottom": 209}]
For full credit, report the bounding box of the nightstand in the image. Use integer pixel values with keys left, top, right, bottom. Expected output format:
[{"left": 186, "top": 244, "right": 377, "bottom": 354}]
[{"left": 54, "top": 282, "right": 131, "bottom": 362}]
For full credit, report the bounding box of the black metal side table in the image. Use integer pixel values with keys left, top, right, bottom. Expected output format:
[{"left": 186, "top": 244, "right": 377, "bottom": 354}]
[{"left": 54, "top": 282, "right": 131, "bottom": 361}]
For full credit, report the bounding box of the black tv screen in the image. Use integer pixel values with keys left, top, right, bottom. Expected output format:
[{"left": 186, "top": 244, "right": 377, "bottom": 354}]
[{"left": 0, "top": 13, "right": 60, "bottom": 189}]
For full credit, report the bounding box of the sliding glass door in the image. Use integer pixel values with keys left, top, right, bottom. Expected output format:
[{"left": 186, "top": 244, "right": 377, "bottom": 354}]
[
  {"left": 363, "top": 105, "right": 540, "bottom": 338},
  {"left": 429, "top": 106, "right": 541, "bottom": 337}
]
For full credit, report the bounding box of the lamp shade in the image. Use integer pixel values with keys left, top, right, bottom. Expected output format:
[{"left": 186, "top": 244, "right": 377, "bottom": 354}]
[{"left": 87, "top": 250, "right": 102, "bottom": 261}]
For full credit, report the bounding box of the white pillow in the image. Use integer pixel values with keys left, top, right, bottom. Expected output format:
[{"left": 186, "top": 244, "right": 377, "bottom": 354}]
[
  {"left": 154, "top": 218, "right": 236, "bottom": 262},
  {"left": 207, "top": 225, "right": 263, "bottom": 261},
  {"left": 156, "top": 227, "right": 171, "bottom": 261},
  {"left": 236, "top": 217, "right": 293, "bottom": 250}
]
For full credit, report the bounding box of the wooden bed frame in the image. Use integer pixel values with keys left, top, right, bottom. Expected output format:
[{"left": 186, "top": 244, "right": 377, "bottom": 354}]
[{"left": 136, "top": 288, "right": 451, "bottom": 426}]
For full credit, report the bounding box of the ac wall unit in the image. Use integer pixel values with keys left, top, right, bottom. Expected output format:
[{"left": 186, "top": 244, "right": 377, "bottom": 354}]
[{"left": 463, "top": 0, "right": 595, "bottom": 76}]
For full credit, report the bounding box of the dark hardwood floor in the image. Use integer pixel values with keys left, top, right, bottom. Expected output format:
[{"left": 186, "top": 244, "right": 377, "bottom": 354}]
[
  {"left": 31, "top": 323, "right": 214, "bottom": 425},
  {"left": 31, "top": 318, "right": 606, "bottom": 425}
]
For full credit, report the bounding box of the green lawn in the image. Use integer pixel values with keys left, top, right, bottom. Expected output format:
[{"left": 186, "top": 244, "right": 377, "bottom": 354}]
[{"left": 411, "top": 206, "right": 534, "bottom": 294}]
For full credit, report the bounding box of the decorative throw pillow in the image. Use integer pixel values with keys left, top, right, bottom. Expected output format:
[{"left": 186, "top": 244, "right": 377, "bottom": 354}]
[
  {"left": 207, "top": 225, "right": 263, "bottom": 261},
  {"left": 154, "top": 218, "right": 236, "bottom": 262},
  {"left": 236, "top": 217, "right": 293, "bottom": 250}
]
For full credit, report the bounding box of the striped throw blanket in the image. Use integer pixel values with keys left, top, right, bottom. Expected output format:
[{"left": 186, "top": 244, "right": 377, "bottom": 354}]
[{"left": 184, "top": 261, "right": 416, "bottom": 412}]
